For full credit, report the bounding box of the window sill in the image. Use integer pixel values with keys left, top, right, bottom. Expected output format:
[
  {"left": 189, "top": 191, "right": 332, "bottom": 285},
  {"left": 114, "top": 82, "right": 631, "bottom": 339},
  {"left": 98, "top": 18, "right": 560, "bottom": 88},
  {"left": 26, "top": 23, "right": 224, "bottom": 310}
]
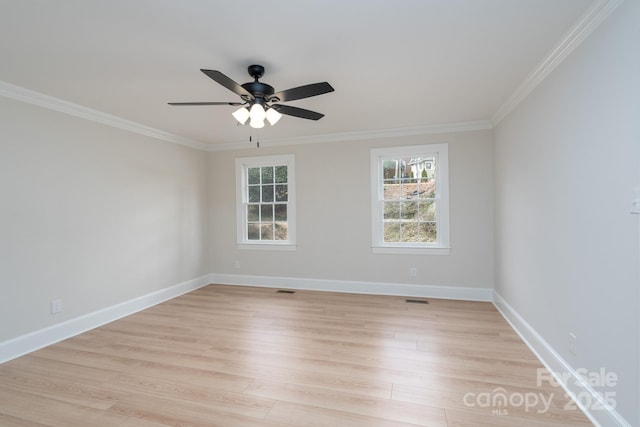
[
  {"left": 372, "top": 246, "right": 451, "bottom": 255},
  {"left": 238, "top": 243, "right": 297, "bottom": 251}
]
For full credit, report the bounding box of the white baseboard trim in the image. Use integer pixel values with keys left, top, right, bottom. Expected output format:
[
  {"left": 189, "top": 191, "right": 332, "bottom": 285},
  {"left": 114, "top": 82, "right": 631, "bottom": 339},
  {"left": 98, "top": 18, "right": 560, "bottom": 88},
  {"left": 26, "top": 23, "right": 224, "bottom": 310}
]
[
  {"left": 209, "top": 273, "right": 493, "bottom": 301},
  {"left": 0, "top": 274, "right": 212, "bottom": 364},
  {"left": 492, "top": 291, "right": 631, "bottom": 427}
]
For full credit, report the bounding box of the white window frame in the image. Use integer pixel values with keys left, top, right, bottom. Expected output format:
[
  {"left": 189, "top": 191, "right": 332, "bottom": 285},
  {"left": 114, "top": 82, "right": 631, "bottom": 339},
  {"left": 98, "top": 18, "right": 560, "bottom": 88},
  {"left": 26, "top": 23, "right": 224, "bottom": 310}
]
[
  {"left": 235, "top": 154, "right": 296, "bottom": 250},
  {"left": 370, "top": 143, "right": 450, "bottom": 255}
]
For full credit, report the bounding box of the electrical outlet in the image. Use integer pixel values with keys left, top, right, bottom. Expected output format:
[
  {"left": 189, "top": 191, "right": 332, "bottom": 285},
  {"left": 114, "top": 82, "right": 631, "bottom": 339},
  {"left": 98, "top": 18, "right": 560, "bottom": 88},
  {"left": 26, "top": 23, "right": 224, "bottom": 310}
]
[
  {"left": 569, "top": 332, "right": 577, "bottom": 355},
  {"left": 51, "top": 299, "right": 63, "bottom": 314},
  {"left": 234, "top": 260, "right": 241, "bottom": 269},
  {"left": 409, "top": 267, "right": 417, "bottom": 277}
]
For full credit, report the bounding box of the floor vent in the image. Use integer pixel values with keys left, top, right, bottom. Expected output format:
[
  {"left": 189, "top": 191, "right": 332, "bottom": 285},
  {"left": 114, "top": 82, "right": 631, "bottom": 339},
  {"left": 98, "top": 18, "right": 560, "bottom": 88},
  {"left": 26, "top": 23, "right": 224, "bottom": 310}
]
[
  {"left": 276, "top": 290, "right": 296, "bottom": 294},
  {"left": 405, "top": 299, "right": 429, "bottom": 304}
]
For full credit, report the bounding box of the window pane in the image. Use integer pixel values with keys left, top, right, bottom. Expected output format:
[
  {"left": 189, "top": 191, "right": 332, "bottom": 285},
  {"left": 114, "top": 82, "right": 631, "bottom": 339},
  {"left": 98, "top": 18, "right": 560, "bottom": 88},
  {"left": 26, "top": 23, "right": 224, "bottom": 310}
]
[
  {"left": 248, "top": 167, "right": 261, "bottom": 185},
  {"left": 260, "top": 223, "right": 274, "bottom": 240},
  {"left": 383, "top": 180, "right": 400, "bottom": 200},
  {"left": 262, "top": 166, "right": 274, "bottom": 184},
  {"left": 400, "top": 201, "right": 418, "bottom": 220},
  {"left": 401, "top": 223, "right": 420, "bottom": 242},
  {"left": 383, "top": 202, "right": 400, "bottom": 220},
  {"left": 383, "top": 222, "right": 401, "bottom": 242},
  {"left": 417, "top": 179, "right": 436, "bottom": 199},
  {"left": 383, "top": 160, "right": 397, "bottom": 179},
  {"left": 275, "top": 166, "right": 287, "bottom": 183},
  {"left": 274, "top": 204, "right": 287, "bottom": 221},
  {"left": 275, "top": 184, "right": 288, "bottom": 202},
  {"left": 419, "top": 201, "right": 436, "bottom": 221},
  {"left": 419, "top": 222, "right": 437, "bottom": 242},
  {"left": 262, "top": 185, "right": 274, "bottom": 202},
  {"left": 248, "top": 186, "right": 260, "bottom": 203},
  {"left": 247, "top": 224, "right": 260, "bottom": 240},
  {"left": 413, "top": 157, "right": 434, "bottom": 178},
  {"left": 247, "top": 204, "right": 259, "bottom": 221},
  {"left": 275, "top": 223, "right": 288, "bottom": 240},
  {"left": 261, "top": 204, "right": 273, "bottom": 221},
  {"left": 403, "top": 183, "right": 421, "bottom": 199}
]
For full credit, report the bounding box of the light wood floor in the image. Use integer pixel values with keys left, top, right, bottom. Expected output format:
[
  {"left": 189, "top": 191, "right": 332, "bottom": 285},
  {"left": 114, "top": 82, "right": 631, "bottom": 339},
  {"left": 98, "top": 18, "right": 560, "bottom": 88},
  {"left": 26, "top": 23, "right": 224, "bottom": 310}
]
[{"left": 0, "top": 284, "right": 592, "bottom": 426}]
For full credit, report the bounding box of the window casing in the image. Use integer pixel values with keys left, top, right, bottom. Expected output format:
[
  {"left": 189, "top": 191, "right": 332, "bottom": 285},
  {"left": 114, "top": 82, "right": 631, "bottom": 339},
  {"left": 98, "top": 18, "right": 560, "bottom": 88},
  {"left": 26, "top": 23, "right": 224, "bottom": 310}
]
[
  {"left": 235, "top": 154, "right": 296, "bottom": 250},
  {"left": 370, "top": 144, "right": 450, "bottom": 255}
]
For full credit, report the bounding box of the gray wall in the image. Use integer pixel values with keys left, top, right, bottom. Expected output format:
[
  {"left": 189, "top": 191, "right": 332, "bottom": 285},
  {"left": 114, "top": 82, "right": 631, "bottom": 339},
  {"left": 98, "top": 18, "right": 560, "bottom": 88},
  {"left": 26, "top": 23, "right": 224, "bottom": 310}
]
[
  {"left": 0, "top": 97, "right": 210, "bottom": 341},
  {"left": 209, "top": 130, "right": 494, "bottom": 290},
  {"left": 493, "top": 1, "right": 640, "bottom": 424}
]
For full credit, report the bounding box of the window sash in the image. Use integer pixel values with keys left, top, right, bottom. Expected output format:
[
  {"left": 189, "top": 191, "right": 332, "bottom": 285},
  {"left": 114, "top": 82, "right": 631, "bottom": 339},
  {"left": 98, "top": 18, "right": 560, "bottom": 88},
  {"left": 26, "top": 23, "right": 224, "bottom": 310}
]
[
  {"left": 370, "top": 144, "right": 449, "bottom": 253},
  {"left": 236, "top": 155, "right": 296, "bottom": 248}
]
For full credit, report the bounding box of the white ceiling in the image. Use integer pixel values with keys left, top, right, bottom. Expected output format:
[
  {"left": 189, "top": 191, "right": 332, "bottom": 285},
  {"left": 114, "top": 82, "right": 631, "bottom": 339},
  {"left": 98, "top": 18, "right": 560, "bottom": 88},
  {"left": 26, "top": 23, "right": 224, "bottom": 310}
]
[{"left": 0, "top": 0, "right": 594, "bottom": 149}]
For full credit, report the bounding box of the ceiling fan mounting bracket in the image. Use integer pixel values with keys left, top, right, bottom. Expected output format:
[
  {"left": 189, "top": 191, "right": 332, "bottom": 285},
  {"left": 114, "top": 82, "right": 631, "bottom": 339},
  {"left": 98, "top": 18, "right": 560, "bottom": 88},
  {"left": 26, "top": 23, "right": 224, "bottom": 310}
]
[{"left": 247, "top": 64, "right": 265, "bottom": 79}]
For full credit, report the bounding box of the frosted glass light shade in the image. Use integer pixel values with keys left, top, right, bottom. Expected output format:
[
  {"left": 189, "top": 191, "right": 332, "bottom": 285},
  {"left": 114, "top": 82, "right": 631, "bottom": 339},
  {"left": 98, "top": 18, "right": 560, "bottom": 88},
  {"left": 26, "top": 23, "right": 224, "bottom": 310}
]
[
  {"left": 249, "top": 118, "right": 265, "bottom": 129},
  {"left": 249, "top": 103, "right": 266, "bottom": 122},
  {"left": 232, "top": 107, "right": 250, "bottom": 124},
  {"left": 266, "top": 108, "right": 282, "bottom": 126},
  {"left": 234, "top": 103, "right": 278, "bottom": 128}
]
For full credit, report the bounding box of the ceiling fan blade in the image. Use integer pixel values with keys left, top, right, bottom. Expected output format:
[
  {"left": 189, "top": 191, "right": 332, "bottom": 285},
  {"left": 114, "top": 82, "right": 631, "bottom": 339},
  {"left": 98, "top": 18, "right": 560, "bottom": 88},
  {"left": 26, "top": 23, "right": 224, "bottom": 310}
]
[
  {"left": 271, "top": 104, "right": 325, "bottom": 120},
  {"left": 168, "top": 101, "right": 244, "bottom": 106},
  {"left": 272, "top": 82, "right": 334, "bottom": 102},
  {"left": 200, "top": 69, "right": 253, "bottom": 99}
]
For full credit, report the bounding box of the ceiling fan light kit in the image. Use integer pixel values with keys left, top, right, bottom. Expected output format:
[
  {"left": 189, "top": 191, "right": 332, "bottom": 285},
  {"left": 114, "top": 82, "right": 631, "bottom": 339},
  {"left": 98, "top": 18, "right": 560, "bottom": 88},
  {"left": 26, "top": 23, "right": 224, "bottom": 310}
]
[
  {"left": 169, "top": 64, "right": 334, "bottom": 129},
  {"left": 232, "top": 106, "right": 250, "bottom": 125},
  {"left": 265, "top": 107, "right": 282, "bottom": 126}
]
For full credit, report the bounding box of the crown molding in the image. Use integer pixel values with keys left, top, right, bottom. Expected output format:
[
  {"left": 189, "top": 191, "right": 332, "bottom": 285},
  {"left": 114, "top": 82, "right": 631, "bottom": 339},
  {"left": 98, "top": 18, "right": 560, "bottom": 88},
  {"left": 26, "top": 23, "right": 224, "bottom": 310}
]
[
  {"left": 1, "top": 78, "right": 491, "bottom": 152},
  {"left": 206, "top": 120, "right": 494, "bottom": 151},
  {"left": 0, "top": 80, "right": 209, "bottom": 151},
  {"left": 4, "top": 0, "right": 619, "bottom": 153},
  {"left": 491, "top": 0, "right": 624, "bottom": 125}
]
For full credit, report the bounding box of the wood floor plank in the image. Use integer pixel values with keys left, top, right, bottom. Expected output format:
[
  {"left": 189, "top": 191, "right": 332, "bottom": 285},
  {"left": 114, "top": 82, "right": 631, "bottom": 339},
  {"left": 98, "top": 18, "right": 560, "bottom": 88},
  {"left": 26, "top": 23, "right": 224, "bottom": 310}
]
[
  {"left": 444, "top": 407, "right": 591, "bottom": 427},
  {"left": 0, "top": 386, "right": 129, "bottom": 427},
  {"left": 394, "top": 382, "right": 590, "bottom": 426},
  {"left": 31, "top": 347, "right": 253, "bottom": 393},
  {"left": 108, "top": 394, "right": 290, "bottom": 427},
  {"left": 266, "top": 401, "right": 443, "bottom": 427},
  {"left": 0, "top": 284, "right": 593, "bottom": 426},
  {"left": 0, "top": 366, "right": 117, "bottom": 410},
  {"left": 102, "top": 373, "right": 276, "bottom": 419},
  {"left": 0, "top": 414, "right": 52, "bottom": 427},
  {"left": 245, "top": 379, "right": 447, "bottom": 426},
  {"left": 117, "top": 418, "right": 173, "bottom": 427}
]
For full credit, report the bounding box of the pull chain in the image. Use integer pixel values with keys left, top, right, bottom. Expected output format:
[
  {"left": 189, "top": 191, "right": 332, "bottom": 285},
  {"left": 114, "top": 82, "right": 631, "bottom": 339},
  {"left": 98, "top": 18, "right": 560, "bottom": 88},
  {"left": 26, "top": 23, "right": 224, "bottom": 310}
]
[{"left": 249, "top": 132, "right": 260, "bottom": 148}]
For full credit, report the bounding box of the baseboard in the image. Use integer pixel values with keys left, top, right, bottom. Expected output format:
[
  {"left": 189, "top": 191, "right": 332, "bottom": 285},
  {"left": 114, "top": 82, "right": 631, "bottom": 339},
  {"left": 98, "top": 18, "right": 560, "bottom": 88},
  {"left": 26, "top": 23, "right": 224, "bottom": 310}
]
[
  {"left": 209, "top": 273, "right": 493, "bottom": 301},
  {"left": 0, "top": 274, "right": 212, "bottom": 364},
  {"left": 0, "top": 273, "right": 490, "bottom": 365},
  {"left": 492, "top": 291, "right": 631, "bottom": 427},
  {"left": 3, "top": 276, "right": 629, "bottom": 425}
]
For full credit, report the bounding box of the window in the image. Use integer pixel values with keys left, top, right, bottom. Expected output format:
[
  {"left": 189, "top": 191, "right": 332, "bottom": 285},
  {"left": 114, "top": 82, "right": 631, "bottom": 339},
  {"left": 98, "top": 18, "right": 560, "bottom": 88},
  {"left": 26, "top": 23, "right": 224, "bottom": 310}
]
[
  {"left": 370, "top": 143, "right": 450, "bottom": 254},
  {"left": 236, "top": 154, "right": 296, "bottom": 249}
]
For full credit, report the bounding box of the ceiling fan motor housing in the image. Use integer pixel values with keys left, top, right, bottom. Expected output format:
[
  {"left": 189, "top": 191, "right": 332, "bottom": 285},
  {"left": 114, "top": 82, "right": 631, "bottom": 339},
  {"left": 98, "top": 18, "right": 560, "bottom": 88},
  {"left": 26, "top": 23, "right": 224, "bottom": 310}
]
[
  {"left": 241, "top": 81, "right": 275, "bottom": 101},
  {"left": 242, "top": 65, "right": 276, "bottom": 102}
]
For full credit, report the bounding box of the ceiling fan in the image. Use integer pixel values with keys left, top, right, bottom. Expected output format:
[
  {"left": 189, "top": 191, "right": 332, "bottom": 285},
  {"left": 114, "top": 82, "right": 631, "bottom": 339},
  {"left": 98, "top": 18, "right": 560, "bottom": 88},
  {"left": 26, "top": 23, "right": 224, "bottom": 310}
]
[{"left": 169, "top": 64, "right": 334, "bottom": 129}]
